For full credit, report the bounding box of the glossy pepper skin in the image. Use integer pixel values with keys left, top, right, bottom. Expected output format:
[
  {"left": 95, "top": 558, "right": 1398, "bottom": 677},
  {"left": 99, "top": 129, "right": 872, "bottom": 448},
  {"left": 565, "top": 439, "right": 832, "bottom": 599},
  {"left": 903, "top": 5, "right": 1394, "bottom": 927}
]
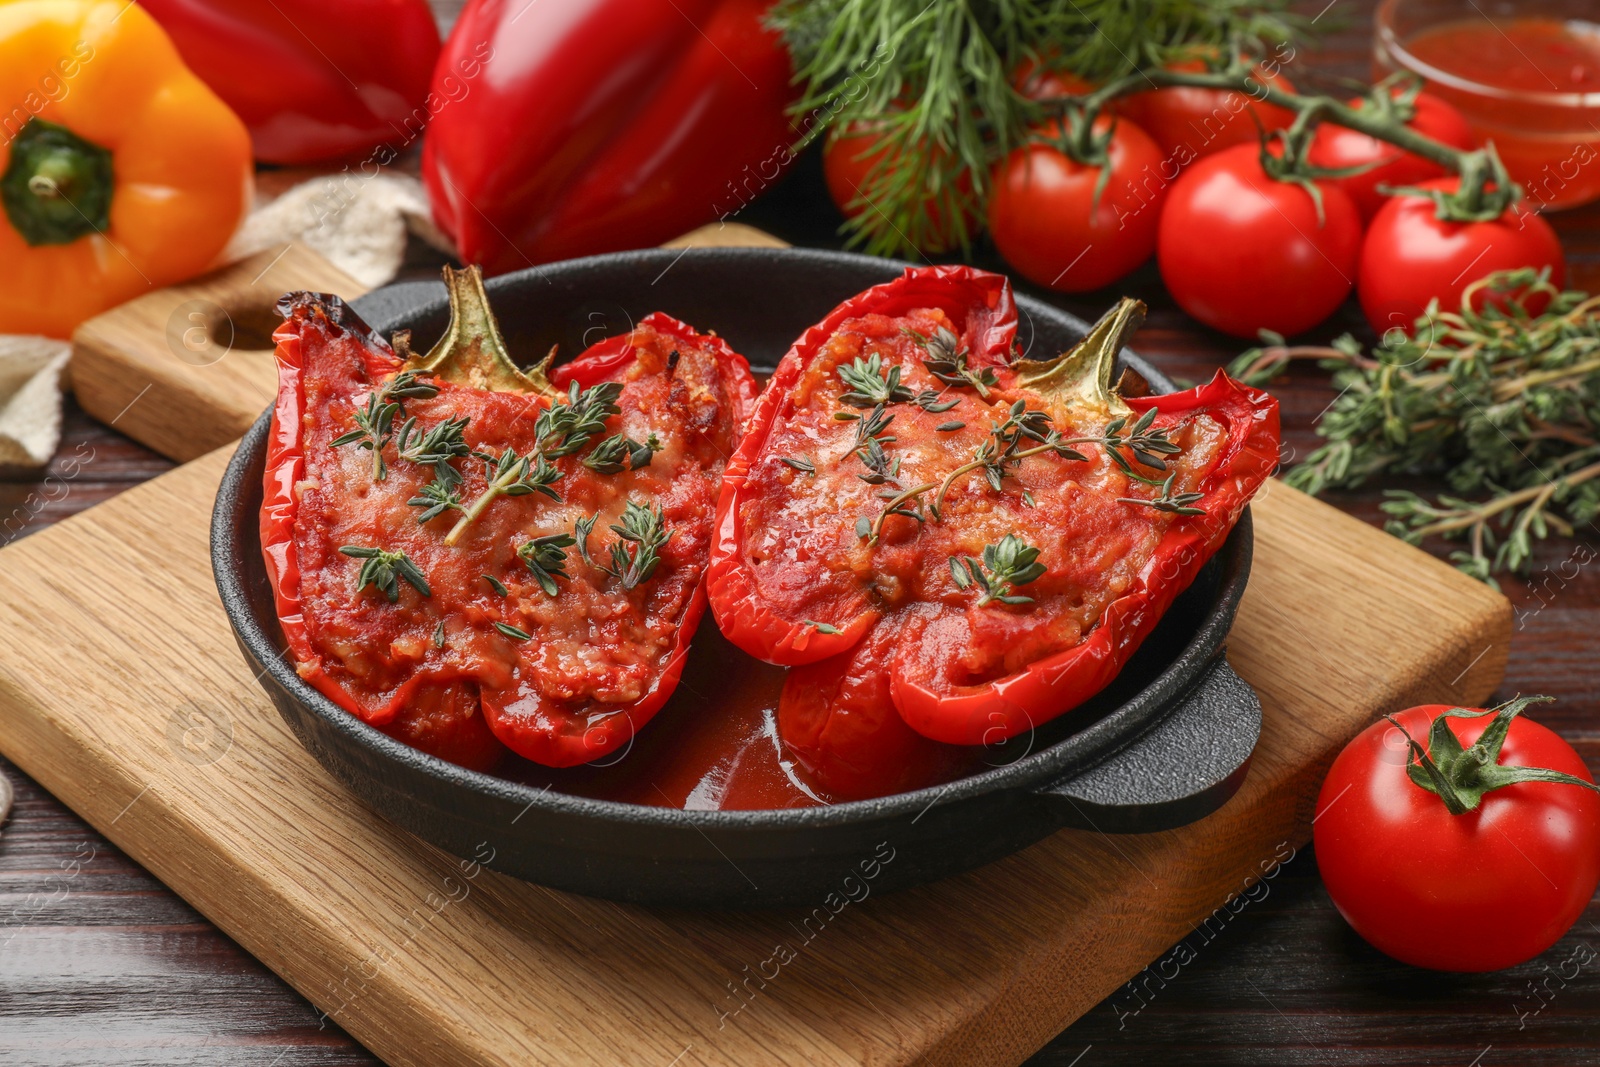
[
  {"left": 0, "top": 0, "right": 252, "bottom": 338},
  {"left": 423, "top": 0, "right": 795, "bottom": 275},
  {"left": 138, "top": 0, "right": 441, "bottom": 164},
  {"left": 707, "top": 267, "right": 1279, "bottom": 796},
  {"left": 263, "top": 280, "right": 757, "bottom": 770}
]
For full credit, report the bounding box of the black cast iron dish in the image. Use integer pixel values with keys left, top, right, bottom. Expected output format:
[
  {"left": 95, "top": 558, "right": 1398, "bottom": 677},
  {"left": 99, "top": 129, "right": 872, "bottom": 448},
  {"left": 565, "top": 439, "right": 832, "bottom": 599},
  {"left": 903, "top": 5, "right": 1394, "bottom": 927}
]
[{"left": 212, "top": 247, "right": 1261, "bottom": 909}]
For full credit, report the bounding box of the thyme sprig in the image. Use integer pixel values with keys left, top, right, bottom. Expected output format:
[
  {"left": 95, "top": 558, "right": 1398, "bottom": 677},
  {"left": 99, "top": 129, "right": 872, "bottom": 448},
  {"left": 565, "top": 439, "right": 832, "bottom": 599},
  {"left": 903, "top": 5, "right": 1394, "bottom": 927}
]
[
  {"left": 933, "top": 402, "right": 1187, "bottom": 517},
  {"left": 905, "top": 325, "right": 997, "bottom": 399},
  {"left": 443, "top": 448, "right": 562, "bottom": 546},
  {"left": 536, "top": 380, "right": 624, "bottom": 457},
  {"left": 575, "top": 502, "right": 673, "bottom": 590},
  {"left": 1240, "top": 268, "right": 1600, "bottom": 583},
  {"left": 398, "top": 415, "right": 472, "bottom": 523},
  {"left": 950, "top": 534, "right": 1046, "bottom": 607},
  {"left": 584, "top": 432, "right": 661, "bottom": 475},
  {"left": 837, "top": 353, "right": 915, "bottom": 408},
  {"left": 518, "top": 533, "right": 577, "bottom": 596},
  {"left": 407, "top": 479, "right": 464, "bottom": 523},
  {"left": 339, "top": 545, "right": 431, "bottom": 603},
  {"left": 329, "top": 369, "right": 440, "bottom": 481}
]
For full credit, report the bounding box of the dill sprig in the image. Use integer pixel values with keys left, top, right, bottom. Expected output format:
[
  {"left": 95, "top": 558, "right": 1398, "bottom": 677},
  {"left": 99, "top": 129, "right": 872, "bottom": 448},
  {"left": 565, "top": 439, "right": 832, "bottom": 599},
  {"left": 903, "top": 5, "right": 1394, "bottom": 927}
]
[
  {"left": 329, "top": 369, "right": 440, "bottom": 481},
  {"left": 1239, "top": 268, "right": 1600, "bottom": 584},
  {"left": 575, "top": 502, "right": 673, "bottom": 590},
  {"left": 339, "top": 544, "right": 431, "bottom": 603},
  {"left": 767, "top": 0, "right": 1303, "bottom": 257},
  {"left": 950, "top": 534, "right": 1046, "bottom": 606}
]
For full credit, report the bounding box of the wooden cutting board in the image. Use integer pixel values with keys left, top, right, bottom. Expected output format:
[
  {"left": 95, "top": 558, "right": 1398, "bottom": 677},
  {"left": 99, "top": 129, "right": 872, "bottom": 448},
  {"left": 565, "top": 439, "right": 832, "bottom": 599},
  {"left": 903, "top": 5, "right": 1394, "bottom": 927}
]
[{"left": 5, "top": 229, "right": 1509, "bottom": 1066}]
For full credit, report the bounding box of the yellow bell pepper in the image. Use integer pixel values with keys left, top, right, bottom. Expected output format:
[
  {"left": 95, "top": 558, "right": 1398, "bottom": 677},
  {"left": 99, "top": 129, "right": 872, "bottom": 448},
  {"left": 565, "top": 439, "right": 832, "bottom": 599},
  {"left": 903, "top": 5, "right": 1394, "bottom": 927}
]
[{"left": 0, "top": 0, "right": 252, "bottom": 338}]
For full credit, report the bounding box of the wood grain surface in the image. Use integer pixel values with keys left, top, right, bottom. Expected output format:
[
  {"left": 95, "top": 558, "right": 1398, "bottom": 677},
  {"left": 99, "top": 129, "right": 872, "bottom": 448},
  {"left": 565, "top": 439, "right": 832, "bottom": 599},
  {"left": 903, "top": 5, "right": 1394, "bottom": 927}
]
[
  {"left": 70, "top": 243, "right": 368, "bottom": 463},
  {"left": 2, "top": 0, "right": 1598, "bottom": 1064},
  {"left": 0, "top": 432, "right": 1507, "bottom": 1067}
]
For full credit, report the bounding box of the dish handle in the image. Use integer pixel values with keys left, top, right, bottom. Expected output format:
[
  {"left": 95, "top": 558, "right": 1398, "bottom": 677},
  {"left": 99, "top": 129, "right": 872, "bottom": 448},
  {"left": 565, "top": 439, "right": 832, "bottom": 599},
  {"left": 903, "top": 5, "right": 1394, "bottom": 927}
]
[{"left": 1032, "top": 654, "right": 1262, "bottom": 834}]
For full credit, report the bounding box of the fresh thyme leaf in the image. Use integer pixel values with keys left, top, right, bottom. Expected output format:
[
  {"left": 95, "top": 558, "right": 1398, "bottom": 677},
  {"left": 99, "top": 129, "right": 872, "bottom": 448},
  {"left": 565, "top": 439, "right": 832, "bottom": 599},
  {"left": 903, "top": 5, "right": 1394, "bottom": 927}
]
[
  {"left": 915, "top": 391, "right": 961, "bottom": 413},
  {"left": 1275, "top": 267, "right": 1600, "bottom": 582},
  {"left": 1023, "top": 490, "right": 1036, "bottom": 508},
  {"left": 407, "top": 478, "right": 464, "bottom": 523},
  {"left": 330, "top": 369, "right": 440, "bottom": 481},
  {"left": 779, "top": 455, "right": 817, "bottom": 474},
  {"left": 576, "top": 501, "right": 673, "bottom": 590},
  {"left": 855, "top": 516, "right": 872, "bottom": 539},
  {"left": 483, "top": 573, "right": 509, "bottom": 596},
  {"left": 936, "top": 420, "right": 966, "bottom": 432},
  {"left": 433, "top": 619, "right": 446, "bottom": 649},
  {"left": 494, "top": 621, "right": 531, "bottom": 641},
  {"left": 905, "top": 325, "right": 998, "bottom": 398},
  {"left": 802, "top": 619, "right": 842, "bottom": 634},
  {"left": 933, "top": 400, "right": 1188, "bottom": 517},
  {"left": 584, "top": 431, "right": 661, "bottom": 474},
  {"left": 396, "top": 414, "right": 471, "bottom": 469},
  {"left": 953, "top": 534, "right": 1046, "bottom": 607},
  {"left": 339, "top": 544, "right": 431, "bottom": 603},
  {"left": 518, "top": 532, "right": 577, "bottom": 596},
  {"left": 1118, "top": 471, "right": 1206, "bottom": 515},
  {"left": 536, "top": 380, "right": 624, "bottom": 458},
  {"left": 444, "top": 448, "right": 563, "bottom": 546},
  {"left": 837, "top": 352, "right": 915, "bottom": 408},
  {"left": 849, "top": 404, "right": 896, "bottom": 458},
  {"left": 855, "top": 435, "right": 902, "bottom": 486}
]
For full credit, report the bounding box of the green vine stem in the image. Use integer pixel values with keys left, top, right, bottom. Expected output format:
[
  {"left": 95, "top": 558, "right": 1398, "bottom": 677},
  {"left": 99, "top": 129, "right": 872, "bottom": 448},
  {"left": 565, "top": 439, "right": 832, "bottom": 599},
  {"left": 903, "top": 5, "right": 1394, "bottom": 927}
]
[{"left": 1044, "top": 65, "right": 1519, "bottom": 220}]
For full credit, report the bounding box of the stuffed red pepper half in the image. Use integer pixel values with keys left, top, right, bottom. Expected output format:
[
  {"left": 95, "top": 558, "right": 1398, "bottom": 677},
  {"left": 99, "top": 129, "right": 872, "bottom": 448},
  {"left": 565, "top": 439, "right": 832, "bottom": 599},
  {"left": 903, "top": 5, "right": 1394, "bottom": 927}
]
[
  {"left": 707, "top": 266, "right": 1279, "bottom": 800},
  {"left": 263, "top": 267, "right": 757, "bottom": 769}
]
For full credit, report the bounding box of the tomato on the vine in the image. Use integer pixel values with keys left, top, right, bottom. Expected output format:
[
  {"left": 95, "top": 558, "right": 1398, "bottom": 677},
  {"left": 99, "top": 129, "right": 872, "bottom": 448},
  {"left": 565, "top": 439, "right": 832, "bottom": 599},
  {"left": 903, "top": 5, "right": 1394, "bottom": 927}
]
[
  {"left": 1157, "top": 142, "right": 1361, "bottom": 338},
  {"left": 1314, "top": 699, "right": 1600, "bottom": 972},
  {"left": 1115, "top": 57, "right": 1296, "bottom": 162},
  {"left": 988, "top": 116, "right": 1167, "bottom": 293},
  {"left": 823, "top": 122, "right": 976, "bottom": 253},
  {"left": 1308, "top": 90, "right": 1476, "bottom": 221},
  {"left": 1358, "top": 177, "right": 1565, "bottom": 336}
]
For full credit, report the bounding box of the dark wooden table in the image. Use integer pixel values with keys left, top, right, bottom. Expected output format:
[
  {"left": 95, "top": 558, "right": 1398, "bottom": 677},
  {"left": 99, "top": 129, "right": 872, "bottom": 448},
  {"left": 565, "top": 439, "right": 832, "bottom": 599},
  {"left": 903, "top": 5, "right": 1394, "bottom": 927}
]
[{"left": 4, "top": 2, "right": 1599, "bottom": 1064}]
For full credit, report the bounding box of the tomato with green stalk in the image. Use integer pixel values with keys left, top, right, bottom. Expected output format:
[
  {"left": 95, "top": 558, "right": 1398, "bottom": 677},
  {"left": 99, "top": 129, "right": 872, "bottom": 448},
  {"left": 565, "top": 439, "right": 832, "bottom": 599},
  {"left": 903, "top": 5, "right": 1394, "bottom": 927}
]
[{"left": 1314, "top": 697, "right": 1600, "bottom": 972}]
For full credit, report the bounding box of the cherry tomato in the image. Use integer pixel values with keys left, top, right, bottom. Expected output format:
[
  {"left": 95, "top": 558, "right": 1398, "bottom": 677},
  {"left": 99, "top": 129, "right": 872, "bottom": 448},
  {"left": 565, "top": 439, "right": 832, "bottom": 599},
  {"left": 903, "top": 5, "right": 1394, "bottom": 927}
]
[
  {"left": 1314, "top": 703, "right": 1600, "bottom": 972},
  {"left": 1115, "top": 57, "right": 1296, "bottom": 162},
  {"left": 1308, "top": 90, "right": 1476, "bottom": 221},
  {"left": 1358, "top": 178, "right": 1565, "bottom": 336},
  {"left": 988, "top": 116, "right": 1168, "bottom": 292},
  {"left": 823, "top": 122, "right": 975, "bottom": 253},
  {"left": 1012, "top": 57, "right": 1095, "bottom": 100},
  {"left": 1157, "top": 142, "right": 1361, "bottom": 337}
]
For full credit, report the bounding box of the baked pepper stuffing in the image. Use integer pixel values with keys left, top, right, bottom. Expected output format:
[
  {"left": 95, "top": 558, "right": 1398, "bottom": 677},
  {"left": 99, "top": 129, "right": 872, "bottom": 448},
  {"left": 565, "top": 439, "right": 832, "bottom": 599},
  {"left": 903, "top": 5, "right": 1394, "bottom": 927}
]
[
  {"left": 262, "top": 267, "right": 756, "bottom": 770},
  {"left": 707, "top": 265, "right": 1280, "bottom": 799}
]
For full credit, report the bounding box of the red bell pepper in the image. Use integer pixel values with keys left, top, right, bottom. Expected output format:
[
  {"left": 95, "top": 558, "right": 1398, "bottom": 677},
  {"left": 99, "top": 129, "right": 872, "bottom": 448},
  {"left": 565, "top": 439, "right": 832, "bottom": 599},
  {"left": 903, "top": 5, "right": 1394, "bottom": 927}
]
[
  {"left": 422, "top": 0, "right": 795, "bottom": 275},
  {"left": 263, "top": 268, "right": 757, "bottom": 769},
  {"left": 138, "top": 0, "right": 442, "bottom": 164},
  {"left": 706, "top": 266, "right": 1279, "bottom": 799}
]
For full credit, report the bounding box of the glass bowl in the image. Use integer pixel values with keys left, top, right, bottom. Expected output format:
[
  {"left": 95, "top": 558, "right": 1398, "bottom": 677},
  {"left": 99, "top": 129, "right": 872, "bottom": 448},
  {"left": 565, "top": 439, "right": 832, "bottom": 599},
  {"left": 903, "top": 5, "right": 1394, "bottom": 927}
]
[{"left": 1375, "top": 0, "right": 1600, "bottom": 211}]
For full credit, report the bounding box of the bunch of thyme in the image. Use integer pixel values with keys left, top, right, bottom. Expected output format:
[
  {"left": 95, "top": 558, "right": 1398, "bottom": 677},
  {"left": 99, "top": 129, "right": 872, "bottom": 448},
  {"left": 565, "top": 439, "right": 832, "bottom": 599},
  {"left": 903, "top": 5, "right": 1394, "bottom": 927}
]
[{"left": 1230, "top": 269, "right": 1600, "bottom": 584}]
